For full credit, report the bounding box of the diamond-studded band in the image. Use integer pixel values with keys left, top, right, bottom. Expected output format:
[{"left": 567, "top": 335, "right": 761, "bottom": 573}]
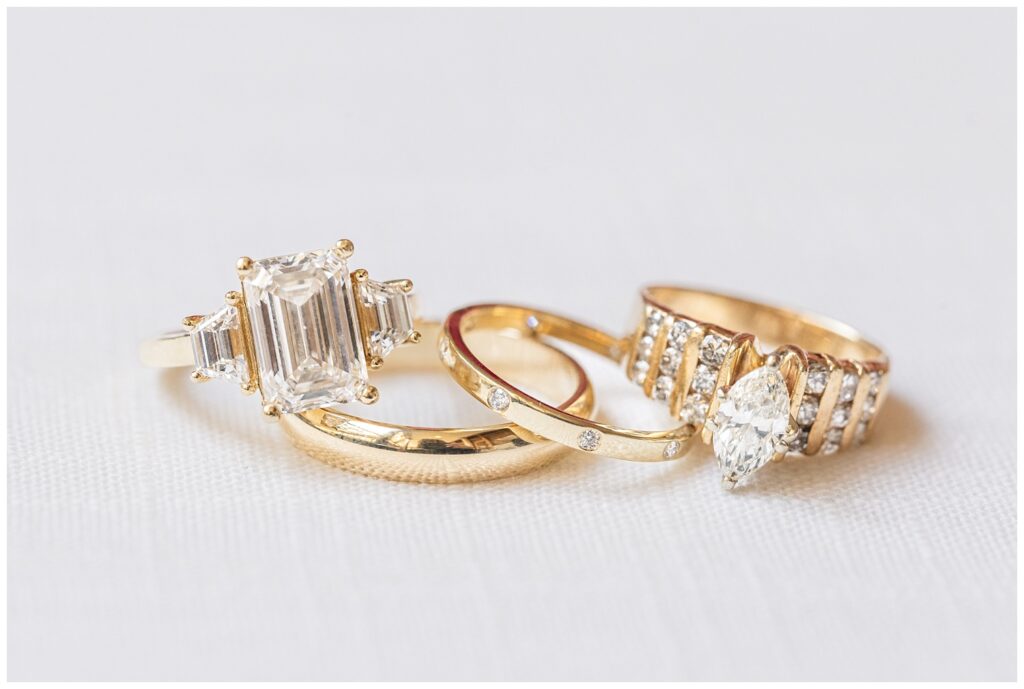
[
  {"left": 279, "top": 321, "right": 595, "bottom": 483},
  {"left": 627, "top": 285, "right": 890, "bottom": 486},
  {"left": 440, "top": 304, "right": 698, "bottom": 462}
]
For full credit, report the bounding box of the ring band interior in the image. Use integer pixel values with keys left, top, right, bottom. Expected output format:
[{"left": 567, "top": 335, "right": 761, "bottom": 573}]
[{"left": 644, "top": 286, "right": 885, "bottom": 362}]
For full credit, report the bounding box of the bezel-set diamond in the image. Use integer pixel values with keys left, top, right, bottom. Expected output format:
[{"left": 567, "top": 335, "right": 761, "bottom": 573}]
[
  {"left": 577, "top": 428, "right": 602, "bottom": 452},
  {"left": 487, "top": 387, "right": 511, "bottom": 412},
  {"left": 184, "top": 240, "right": 420, "bottom": 416}
]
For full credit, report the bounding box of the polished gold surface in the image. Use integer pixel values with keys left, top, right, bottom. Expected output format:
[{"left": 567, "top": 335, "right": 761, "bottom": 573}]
[
  {"left": 634, "top": 285, "right": 890, "bottom": 457},
  {"left": 279, "top": 321, "right": 595, "bottom": 483},
  {"left": 441, "top": 304, "right": 697, "bottom": 462}
]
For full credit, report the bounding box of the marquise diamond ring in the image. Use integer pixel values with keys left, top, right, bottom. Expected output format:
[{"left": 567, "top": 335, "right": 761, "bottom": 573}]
[{"left": 626, "top": 286, "right": 890, "bottom": 487}]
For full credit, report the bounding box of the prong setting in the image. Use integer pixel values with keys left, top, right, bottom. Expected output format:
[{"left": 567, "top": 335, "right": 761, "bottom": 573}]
[
  {"left": 333, "top": 239, "right": 355, "bottom": 259},
  {"left": 359, "top": 385, "right": 380, "bottom": 405},
  {"left": 236, "top": 256, "right": 254, "bottom": 277}
]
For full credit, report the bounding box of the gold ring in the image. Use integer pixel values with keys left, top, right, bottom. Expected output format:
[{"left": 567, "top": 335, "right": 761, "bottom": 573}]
[
  {"left": 279, "top": 320, "right": 594, "bottom": 483},
  {"left": 140, "top": 239, "right": 419, "bottom": 414},
  {"left": 627, "top": 285, "right": 890, "bottom": 487},
  {"left": 440, "top": 304, "right": 697, "bottom": 462}
]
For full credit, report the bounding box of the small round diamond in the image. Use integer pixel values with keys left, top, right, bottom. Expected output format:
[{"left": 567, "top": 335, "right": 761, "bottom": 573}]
[
  {"left": 854, "top": 421, "right": 869, "bottom": 445},
  {"left": 637, "top": 335, "right": 655, "bottom": 358},
  {"left": 839, "top": 372, "right": 859, "bottom": 402},
  {"left": 831, "top": 405, "right": 851, "bottom": 428},
  {"left": 692, "top": 364, "right": 717, "bottom": 395},
  {"left": 822, "top": 440, "right": 840, "bottom": 455},
  {"left": 669, "top": 320, "right": 694, "bottom": 347},
  {"left": 631, "top": 360, "right": 650, "bottom": 384},
  {"left": 644, "top": 310, "right": 665, "bottom": 335},
  {"left": 679, "top": 395, "right": 709, "bottom": 425},
  {"left": 660, "top": 347, "right": 681, "bottom": 373},
  {"left": 796, "top": 397, "right": 820, "bottom": 426},
  {"left": 826, "top": 427, "right": 845, "bottom": 444},
  {"left": 868, "top": 370, "right": 883, "bottom": 393},
  {"left": 653, "top": 375, "right": 675, "bottom": 401},
  {"left": 699, "top": 334, "right": 730, "bottom": 366},
  {"left": 791, "top": 429, "right": 810, "bottom": 454},
  {"left": 577, "top": 428, "right": 602, "bottom": 451},
  {"left": 861, "top": 393, "right": 878, "bottom": 421},
  {"left": 806, "top": 365, "right": 829, "bottom": 395},
  {"left": 663, "top": 440, "right": 683, "bottom": 459},
  {"left": 487, "top": 387, "right": 511, "bottom": 412}
]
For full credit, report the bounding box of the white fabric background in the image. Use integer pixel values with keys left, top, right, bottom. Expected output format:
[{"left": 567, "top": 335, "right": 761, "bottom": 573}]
[{"left": 8, "top": 8, "right": 1015, "bottom": 681}]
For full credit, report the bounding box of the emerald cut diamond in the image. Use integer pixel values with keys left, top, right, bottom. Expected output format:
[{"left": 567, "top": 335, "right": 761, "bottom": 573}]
[{"left": 242, "top": 250, "right": 367, "bottom": 414}]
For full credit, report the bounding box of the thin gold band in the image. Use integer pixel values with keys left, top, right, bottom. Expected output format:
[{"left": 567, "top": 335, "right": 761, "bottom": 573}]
[{"left": 441, "top": 304, "right": 696, "bottom": 462}]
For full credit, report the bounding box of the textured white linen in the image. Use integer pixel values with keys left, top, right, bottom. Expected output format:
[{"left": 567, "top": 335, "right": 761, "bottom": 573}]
[{"left": 8, "top": 9, "right": 1014, "bottom": 680}]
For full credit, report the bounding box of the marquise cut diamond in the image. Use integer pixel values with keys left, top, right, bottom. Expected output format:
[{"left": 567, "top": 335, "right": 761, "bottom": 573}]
[{"left": 712, "top": 366, "right": 792, "bottom": 487}]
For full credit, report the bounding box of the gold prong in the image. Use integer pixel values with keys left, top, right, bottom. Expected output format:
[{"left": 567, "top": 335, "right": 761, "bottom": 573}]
[
  {"left": 182, "top": 315, "right": 204, "bottom": 330},
  {"left": 408, "top": 330, "right": 423, "bottom": 344},
  {"left": 240, "top": 381, "right": 258, "bottom": 396},
  {"left": 236, "top": 256, "right": 254, "bottom": 277},
  {"left": 359, "top": 385, "right": 380, "bottom": 405},
  {"left": 334, "top": 238, "right": 355, "bottom": 259},
  {"left": 352, "top": 268, "right": 369, "bottom": 283},
  {"left": 398, "top": 279, "right": 414, "bottom": 293},
  {"left": 190, "top": 370, "right": 210, "bottom": 383},
  {"left": 225, "top": 290, "right": 242, "bottom": 306},
  {"left": 262, "top": 404, "right": 281, "bottom": 418},
  {"left": 369, "top": 356, "right": 384, "bottom": 370}
]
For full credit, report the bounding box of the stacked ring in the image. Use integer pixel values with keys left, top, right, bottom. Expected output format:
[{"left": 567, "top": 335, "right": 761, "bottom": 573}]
[
  {"left": 440, "top": 304, "right": 697, "bottom": 462},
  {"left": 143, "top": 240, "right": 890, "bottom": 490}
]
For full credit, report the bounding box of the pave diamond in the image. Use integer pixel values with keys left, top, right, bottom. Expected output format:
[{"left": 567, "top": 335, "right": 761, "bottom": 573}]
[
  {"left": 487, "top": 387, "right": 511, "bottom": 412},
  {"left": 806, "top": 364, "right": 829, "bottom": 395},
  {"left": 699, "top": 334, "right": 730, "bottom": 366},
  {"left": 712, "top": 366, "right": 791, "bottom": 486},
  {"left": 242, "top": 249, "right": 367, "bottom": 413},
  {"left": 190, "top": 305, "right": 248, "bottom": 384},
  {"left": 839, "top": 372, "right": 859, "bottom": 402},
  {"left": 577, "top": 428, "right": 602, "bottom": 452},
  {"left": 361, "top": 279, "right": 415, "bottom": 358}
]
